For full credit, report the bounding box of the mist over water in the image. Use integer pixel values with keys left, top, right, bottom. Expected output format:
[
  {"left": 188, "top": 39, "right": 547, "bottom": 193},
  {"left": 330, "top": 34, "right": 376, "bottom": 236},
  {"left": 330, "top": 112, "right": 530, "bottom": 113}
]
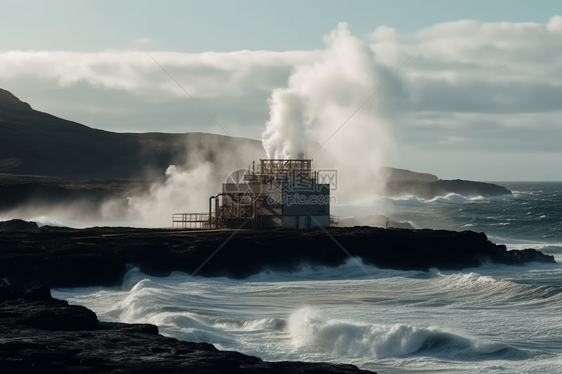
[{"left": 54, "top": 182, "right": 562, "bottom": 373}]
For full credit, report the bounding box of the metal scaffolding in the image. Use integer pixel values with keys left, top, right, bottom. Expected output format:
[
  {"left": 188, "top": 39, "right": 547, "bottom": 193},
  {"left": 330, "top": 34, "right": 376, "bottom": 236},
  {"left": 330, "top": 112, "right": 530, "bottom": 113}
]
[{"left": 173, "top": 159, "right": 336, "bottom": 229}]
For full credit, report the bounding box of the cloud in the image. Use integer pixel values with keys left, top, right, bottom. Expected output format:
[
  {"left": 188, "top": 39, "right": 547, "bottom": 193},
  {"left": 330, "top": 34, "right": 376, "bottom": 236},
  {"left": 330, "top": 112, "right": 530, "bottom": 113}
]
[
  {"left": 0, "top": 16, "right": 560, "bottom": 180},
  {"left": 392, "top": 15, "right": 562, "bottom": 115},
  {"left": 364, "top": 16, "right": 562, "bottom": 180},
  {"left": 0, "top": 49, "right": 316, "bottom": 133},
  {"left": 0, "top": 50, "right": 318, "bottom": 98}
]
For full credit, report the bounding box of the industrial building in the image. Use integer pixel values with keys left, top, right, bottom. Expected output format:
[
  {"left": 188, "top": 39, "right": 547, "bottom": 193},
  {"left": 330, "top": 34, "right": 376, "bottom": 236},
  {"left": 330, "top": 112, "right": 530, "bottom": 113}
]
[{"left": 173, "top": 159, "right": 338, "bottom": 229}]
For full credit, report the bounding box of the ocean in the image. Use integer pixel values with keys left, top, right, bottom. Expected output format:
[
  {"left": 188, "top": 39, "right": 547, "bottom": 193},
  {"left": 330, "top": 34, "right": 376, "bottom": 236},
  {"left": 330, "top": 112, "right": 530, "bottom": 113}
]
[{"left": 53, "top": 182, "right": 562, "bottom": 373}]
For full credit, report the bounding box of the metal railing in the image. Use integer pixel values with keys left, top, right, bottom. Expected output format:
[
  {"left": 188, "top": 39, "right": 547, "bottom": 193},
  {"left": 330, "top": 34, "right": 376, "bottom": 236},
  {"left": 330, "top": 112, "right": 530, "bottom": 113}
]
[{"left": 172, "top": 213, "right": 210, "bottom": 229}]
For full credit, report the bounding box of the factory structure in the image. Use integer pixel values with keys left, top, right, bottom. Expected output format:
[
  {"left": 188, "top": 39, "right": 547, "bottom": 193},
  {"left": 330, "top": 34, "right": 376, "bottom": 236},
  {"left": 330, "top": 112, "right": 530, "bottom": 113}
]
[{"left": 173, "top": 159, "right": 338, "bottom": 229}]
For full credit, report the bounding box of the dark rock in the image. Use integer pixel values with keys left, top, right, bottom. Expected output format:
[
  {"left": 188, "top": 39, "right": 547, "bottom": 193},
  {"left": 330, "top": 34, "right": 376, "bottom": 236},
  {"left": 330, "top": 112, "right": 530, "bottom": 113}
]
[
  {"left": 0, "top": 226, "right": 554, "bottom": 288},
  {"left": 339, "top": 214, "right": 414, "bottom": 229},
  {"left": 0, "top": 284, "right": 98, "bottom": 331},
  {"left": 503, "top": 248, "right": 553, "bottom": 264},
  {"left": 381, "top": 166, "right": 439, "bottom": 183},
  {"left": 0, "top": 88, "right": 32, "bottom": 112},
  {"left": 0, "top": 283, "right": 375, "bottom": 374},
  {"left": 24, "top": 285, "right": 52, "bottom": 301},
  {"left": 0, "top": 219, "right": 38, "bottom": 232}
]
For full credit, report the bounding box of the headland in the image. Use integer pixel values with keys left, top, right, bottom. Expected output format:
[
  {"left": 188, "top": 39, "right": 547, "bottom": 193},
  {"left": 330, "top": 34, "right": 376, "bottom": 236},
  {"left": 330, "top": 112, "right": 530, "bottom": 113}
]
[{"left": 0, "top": 221, "right": 554, "bottom": 288}]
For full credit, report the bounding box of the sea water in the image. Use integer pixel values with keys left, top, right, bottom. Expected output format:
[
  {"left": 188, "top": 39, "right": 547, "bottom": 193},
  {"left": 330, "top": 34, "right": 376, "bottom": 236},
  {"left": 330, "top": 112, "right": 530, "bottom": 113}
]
[{"left": 53, "top": 182, "right": 562, "bottom": 373}]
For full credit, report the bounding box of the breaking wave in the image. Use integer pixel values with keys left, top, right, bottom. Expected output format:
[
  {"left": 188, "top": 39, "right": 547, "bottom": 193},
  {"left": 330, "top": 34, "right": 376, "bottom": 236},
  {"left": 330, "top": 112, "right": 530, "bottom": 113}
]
[
  {"left": 381, "top": 193, "right": 514, "bottom": 206},
  {"left": 288, "top": 307, "right": 522, "bottom": 360}
]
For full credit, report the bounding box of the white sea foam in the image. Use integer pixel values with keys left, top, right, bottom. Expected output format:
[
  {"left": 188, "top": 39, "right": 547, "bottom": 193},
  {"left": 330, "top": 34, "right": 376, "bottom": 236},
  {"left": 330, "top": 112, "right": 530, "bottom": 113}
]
[
  {"left": 29, "top": 215, "right": 71, "bottom": 227},
  {"left": 214, "top": 317, "right": 286, "bottom": 331},
  {"left": 46, "top": 182, "right": 562, "bottom": 373},
  {"left": 371, "top": 193, "right": 515, "bottom": 208},
  {"left": 52, "top": 259, "right": 562, "bottom": 374},
  {"left": 334, "top": 193, "right": 503, "bottom": 214},
  {"left": 288, "top": 307, "right": 513, "bottom": 359},
  {"left": 242, "top": 258, "right": 429, "bottom": 283}
]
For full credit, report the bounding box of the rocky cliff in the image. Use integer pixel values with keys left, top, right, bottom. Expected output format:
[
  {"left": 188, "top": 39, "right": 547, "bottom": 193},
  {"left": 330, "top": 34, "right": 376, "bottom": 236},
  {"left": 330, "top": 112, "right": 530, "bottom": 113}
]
[{"left": 0, "top": 222, "right": 554, "bottom": 288}]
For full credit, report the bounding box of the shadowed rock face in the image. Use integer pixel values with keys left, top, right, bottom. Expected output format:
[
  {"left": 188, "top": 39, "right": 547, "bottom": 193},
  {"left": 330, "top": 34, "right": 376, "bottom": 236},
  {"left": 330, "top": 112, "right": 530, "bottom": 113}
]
[
  {"left": 0, "top": 281, "right": 375, "bottom": 374},
  {"left": 0, "top": 88, "right": 266, "bottom": 181},
  {"left": 339, "top": 215, "right": 414, "bottom": 229},
  {"left": 0, "top": 89, "right": 32, "bottom": 112},
  {"left": 0, "top": 224, "right": 554, "bottom": 288},
  {"left": 0, "top": 219, "right": 38, "bottom": 233},
  {"left": 380, "top": 167, "right": 512, "bottom": 198},
  {"left": 381, "top": 167, "right": 438, "bottom": 183}
]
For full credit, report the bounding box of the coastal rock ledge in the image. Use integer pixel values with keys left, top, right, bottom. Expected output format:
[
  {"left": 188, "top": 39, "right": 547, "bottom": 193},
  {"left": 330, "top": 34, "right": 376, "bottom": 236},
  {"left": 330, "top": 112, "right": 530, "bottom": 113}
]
[
  {"left": 0, "top": 281, "right": 374, "bottom": 374},
  {"left": 0, "top": 223, "right": 555, "bottom": 288}
]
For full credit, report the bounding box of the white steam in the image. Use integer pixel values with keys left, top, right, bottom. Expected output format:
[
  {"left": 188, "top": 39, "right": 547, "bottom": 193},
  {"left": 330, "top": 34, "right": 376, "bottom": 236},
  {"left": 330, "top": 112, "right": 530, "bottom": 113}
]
[
  {"left": 1, "top": 23, "right": 401, "bottom": 228},
  {"left": 126, "top": 163, "right": 215, "bottom": 227},
  {"left": 130, "top": 23, "right": 401, "bottom": 227},
  {"left": 262, "top": 23, "right": 397, "bottom": 204},
  {"left": 121, "top": 136, "right": 266, "bottom": 227}
]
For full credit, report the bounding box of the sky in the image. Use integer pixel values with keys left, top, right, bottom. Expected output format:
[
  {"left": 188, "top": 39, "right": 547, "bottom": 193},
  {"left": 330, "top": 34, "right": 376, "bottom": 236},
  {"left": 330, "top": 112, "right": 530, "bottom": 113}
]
[{"left": 1, "top": 0, "right": 561, "bottom": 181}]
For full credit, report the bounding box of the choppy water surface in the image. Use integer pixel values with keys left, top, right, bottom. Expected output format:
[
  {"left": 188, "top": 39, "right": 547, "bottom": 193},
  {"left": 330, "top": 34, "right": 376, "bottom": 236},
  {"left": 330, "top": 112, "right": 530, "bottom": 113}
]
[{"left": 54, "top": 182, "right": 562, "bottom": 373}]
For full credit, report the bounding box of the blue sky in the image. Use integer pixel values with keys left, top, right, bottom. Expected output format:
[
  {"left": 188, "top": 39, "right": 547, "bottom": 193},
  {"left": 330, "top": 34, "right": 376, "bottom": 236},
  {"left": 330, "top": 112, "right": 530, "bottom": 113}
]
[
  {"left": 2, "top": 0, "right": 560, "bottom": 52},
  {"left": 1, "top": 1, "right": 561, "bottom": 181}
]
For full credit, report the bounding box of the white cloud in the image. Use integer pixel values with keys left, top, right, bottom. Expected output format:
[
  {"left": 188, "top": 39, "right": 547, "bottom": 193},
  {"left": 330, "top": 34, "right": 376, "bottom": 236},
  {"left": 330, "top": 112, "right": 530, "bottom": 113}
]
[
  {"left": 0, "top": 16, "right": 560, "bottom": 180},
  {"left": 404, "top": 16, "right": 562, "bottom": 87},
  {"left": 0, "top": 49, "right": 318, "bottom": 99}
]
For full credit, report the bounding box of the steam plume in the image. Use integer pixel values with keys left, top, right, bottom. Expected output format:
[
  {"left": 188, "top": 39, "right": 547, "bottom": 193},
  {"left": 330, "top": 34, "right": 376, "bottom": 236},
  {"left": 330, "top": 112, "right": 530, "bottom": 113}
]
[{"left": 262, "top": 23, "right": 396, "bottom": 203}]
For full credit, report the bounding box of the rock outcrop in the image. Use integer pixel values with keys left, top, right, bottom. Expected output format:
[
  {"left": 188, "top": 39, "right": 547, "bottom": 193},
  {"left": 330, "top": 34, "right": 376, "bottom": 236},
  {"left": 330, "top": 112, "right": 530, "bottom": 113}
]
[
  {"left": 0, "top": 281, "right": 374, "bottom": 374},
  {"left": 338, "top": 214, "right": 414, "bottom": 229},
  {"left": 381, "top": 167, "right": 438, "bottom": 183},
  {"left": 0, "top": 219, "right": 38, "bottom": 233},
  {"left": 0, "top": 223, "right": 554, "bottom": 288}
]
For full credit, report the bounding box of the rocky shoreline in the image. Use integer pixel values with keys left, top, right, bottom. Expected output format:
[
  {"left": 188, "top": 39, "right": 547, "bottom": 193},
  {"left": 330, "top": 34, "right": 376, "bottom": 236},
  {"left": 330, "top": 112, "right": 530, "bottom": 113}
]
[
  {"left": 0, "top": 221, "right": 556, "bottom": 373},
  {"left": 0, "top": 220, "right": 555, "bottom": 288},
  {"left": 0, "top": 281, "right": 375, "bottom": 374}
]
